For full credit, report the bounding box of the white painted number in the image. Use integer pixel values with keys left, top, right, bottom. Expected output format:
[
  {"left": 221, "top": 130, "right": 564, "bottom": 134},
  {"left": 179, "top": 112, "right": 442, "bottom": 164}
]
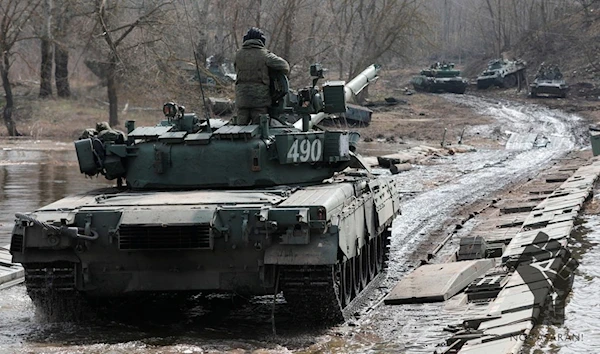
[
  {"left": 310, "top": 138, "right": 322, "bottom": 161},
  {"left": 286, "top": 139, "right": 322, "bottom": 163}
]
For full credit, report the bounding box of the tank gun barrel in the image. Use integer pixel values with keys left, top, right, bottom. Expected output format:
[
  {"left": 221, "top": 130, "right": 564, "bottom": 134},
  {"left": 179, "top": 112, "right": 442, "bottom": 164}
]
[
  {"left": 344, "top": 64, "right": 381, "bottom": 103},
  {"left": 294, "top": 64, "right": 381, "bottom": 130}
]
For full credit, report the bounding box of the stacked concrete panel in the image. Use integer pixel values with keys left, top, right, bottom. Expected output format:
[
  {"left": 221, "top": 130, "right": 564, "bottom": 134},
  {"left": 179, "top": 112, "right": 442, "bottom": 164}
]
[{"left": 455, "top": 159, "right": 600, "bottom": 353}]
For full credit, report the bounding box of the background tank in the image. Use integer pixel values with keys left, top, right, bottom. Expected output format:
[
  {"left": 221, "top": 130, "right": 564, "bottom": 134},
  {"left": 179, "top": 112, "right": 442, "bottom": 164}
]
[
  {"left": 476, "top": 58, "right": 527, "bottom": 89},
  {"left": 9, "top": 64, "right": 400, "bottom": 323},
  {"left": 530, "top": 64, "right": 569, "bottom": 98},
  {"left": 410, "top": 62, "right": 468, "bottom": 94}
]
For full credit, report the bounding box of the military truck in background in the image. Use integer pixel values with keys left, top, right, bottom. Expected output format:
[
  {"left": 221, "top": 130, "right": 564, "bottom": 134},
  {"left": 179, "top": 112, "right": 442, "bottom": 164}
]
[
  {"left": 477, "top": 58, "right": 527, "bottom": 89},
  {"left": 411, "top": 62, "right": 468, "bottom": 94},
  {"left": 530, "top": 64, "right": 569, "bottom": 98}
]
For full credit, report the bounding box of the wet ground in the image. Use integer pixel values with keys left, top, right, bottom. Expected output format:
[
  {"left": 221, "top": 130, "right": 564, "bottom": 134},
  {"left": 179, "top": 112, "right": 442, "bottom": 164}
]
[{"left": 0, "top": 95, "right": 597, "bottom": 353}]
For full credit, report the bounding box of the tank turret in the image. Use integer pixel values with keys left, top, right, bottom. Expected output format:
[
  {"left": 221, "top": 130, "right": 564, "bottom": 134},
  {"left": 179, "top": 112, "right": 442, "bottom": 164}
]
[{"left": 74, "top": 64, "right": 380, "bottom": 189}]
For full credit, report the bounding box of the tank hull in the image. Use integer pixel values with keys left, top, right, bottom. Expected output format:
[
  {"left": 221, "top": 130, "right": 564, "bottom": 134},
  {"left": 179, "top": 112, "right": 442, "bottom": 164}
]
[
  {"left": 530, "top": 80, "right": 568, "bottom": 98},
  {"left": 11, "top": 174, "right": 400, "bottom": 321},
  {"left": 411, "top": 76, "right": 468, "bottom": 94},
  {"left": 476, "top": 59, "right": 526, "bottom": 89}
]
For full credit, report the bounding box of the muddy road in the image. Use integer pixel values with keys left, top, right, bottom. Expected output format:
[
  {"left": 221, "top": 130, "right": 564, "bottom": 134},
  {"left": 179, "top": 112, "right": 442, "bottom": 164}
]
[{"left": 0, "top": 95, "right": 595, "bottom": 353}]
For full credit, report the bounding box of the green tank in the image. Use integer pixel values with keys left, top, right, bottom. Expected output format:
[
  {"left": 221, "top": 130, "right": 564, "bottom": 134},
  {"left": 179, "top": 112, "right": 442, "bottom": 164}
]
[
  {"left": 411, "top": 62, "right": 468, "bottom": 94},
  {"left": 9, "top": 64, "right": 400, "bottom": 322}
]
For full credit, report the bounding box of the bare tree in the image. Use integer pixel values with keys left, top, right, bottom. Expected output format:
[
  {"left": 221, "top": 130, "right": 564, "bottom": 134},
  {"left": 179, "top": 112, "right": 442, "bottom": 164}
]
[
  {"left": 53, "top": 0, "right": 76, "bottom": 97},
  {"left": 39, "top": 0, "right": 53, "bottom": 97},
  {"left": 0, "top": 0, "right": 42, "bottom": 136},
  {"left": 92, "top": 0, "right": 172, "bottom": 126}
]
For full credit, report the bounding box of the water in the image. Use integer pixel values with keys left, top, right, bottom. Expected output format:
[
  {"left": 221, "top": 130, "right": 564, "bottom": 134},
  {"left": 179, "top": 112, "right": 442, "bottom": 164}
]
[
  {"left": 0, "top": 141, "right": 110, "bottom": 245},
  {"left": 527, "top": 204, "right": 600, "bottom": 353}
]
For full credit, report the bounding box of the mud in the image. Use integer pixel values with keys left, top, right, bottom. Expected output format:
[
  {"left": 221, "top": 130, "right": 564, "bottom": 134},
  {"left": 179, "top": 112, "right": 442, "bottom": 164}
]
[{"left": 0, "top": 94, "right": 597, "bottom": 353}]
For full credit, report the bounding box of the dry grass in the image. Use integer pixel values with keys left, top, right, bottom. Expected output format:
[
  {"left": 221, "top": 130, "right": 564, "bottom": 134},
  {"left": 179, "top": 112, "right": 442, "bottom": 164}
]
[{"left": 2, "top": 79, "right": 233, "bottom": 141}]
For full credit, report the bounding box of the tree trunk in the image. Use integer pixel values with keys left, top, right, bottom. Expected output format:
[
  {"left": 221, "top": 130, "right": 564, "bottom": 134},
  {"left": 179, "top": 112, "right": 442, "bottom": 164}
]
[
  {"left": 39, "top": 0, "right": 53, "bottom": 98},
  {"left": 107, "top": 59, "right": 119, "bottom": 127},
  {"left": 1, "top": 56, "right": 20, "bottom": 136},
  {"left": 54, "top": 44, "right": 71, "bottom": 97},
  {"left": 39, "top": 38, "right": 53, "bottom": 97}
]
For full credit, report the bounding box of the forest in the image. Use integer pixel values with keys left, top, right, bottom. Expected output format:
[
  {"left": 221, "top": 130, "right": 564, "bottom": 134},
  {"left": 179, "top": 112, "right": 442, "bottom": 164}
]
[{"left": 1, "top": 0, "right": 599, "bottom": 136}]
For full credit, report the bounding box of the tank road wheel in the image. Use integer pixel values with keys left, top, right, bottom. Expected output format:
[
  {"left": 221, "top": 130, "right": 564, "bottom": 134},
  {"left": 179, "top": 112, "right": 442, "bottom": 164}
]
[
  {"left": 359, "top": 246, "right": 369, "bottom": 289},
  {"left": 341, "top": 259, "right": 353, "bottom": 306},
  {"left": 377, "top": 228, "right": 391, "bottom": 270},
  {"left": 352, "top": 255, "right": 362, "bottom": 296},
  {"left": 504, "top": 74, "right": 517, "bottom": 88},
  {"left": 375, "top": 233, "right": 384, "bottom": 273},
  {"left": 368, "top": 238, "right": 378, "bottom": 278}
]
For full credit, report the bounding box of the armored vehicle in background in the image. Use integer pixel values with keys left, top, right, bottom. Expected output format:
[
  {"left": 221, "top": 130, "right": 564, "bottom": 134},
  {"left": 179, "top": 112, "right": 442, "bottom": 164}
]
[
  {"left": 530, "top": 64, "right": 568, "bottom": 98},
  {"left": 10, "top": 64, "right": 400, "bottom": 323},
  {"left": 477, "top": 58, "right": 526, "bottom": 89},
  {"left": 411, "top": 62, "right": 468, "bottom": 94}
]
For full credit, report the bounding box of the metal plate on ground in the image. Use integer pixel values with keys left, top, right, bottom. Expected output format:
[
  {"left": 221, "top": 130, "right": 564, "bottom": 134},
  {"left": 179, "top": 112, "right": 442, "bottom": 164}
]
[
  {"left": 0, "top": 244, "right": 24, "bottom": 289},
  {"left": 384, "top": 259, "right": 495, "bottom": 305}
]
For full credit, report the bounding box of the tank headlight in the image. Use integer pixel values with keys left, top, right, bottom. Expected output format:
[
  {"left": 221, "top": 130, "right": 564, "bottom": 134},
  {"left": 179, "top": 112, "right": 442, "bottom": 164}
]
[{"left": 317, "top": 207, "right": 326, "bottom": 220}]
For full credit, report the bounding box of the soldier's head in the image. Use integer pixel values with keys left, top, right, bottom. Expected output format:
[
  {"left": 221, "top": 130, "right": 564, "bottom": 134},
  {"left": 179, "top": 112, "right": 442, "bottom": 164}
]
[{"left": 243, "top": 27, "right": 266, "bottom": 46}]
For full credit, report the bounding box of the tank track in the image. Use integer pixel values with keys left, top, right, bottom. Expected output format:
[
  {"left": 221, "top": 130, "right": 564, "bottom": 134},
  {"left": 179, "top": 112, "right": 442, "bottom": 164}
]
[
  {"left": 279, "top": 265, "right": 344, "bottom": 324},
  {"left": 23, "top": 262, "right": 82, "bottom": 319}
]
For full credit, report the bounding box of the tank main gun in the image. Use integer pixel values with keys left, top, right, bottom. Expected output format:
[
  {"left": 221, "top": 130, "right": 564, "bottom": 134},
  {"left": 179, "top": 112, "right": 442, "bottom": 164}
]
[{"left": 292, "top": 64, "right": 381, "bottom": 131}]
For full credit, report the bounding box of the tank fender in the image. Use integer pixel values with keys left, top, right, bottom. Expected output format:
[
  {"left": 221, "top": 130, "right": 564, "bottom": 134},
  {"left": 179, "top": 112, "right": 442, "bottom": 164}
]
[
  {"left": 11, "top": 249, "right": 80, "bottom": 264},
  {"left": 370, "top": 179, "right": 401, "bottom": 234},
  {"left": 336, "top": 195, "right": 366, "bottom": 259},
  {"left": 264, "top": 226, "right": 339, "bottom": 265}
]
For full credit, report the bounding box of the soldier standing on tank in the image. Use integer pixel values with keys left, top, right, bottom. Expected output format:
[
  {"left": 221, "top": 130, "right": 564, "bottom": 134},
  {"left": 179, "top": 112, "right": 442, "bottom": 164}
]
[{"left": 234, "top": 27, "right": 290, "bottom": 125}]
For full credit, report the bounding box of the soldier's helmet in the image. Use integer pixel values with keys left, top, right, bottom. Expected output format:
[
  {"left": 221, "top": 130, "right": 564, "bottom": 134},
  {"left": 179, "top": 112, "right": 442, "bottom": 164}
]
[{"left": 243, "top": 27, "right": 266, "bottom": 46}]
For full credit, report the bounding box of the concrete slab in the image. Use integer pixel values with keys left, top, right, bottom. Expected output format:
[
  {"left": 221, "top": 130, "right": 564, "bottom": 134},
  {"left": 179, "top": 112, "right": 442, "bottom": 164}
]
[
  {"left": 478, "top": 308, "right": 538, "bottom": 330},
  {"left": 460, "top": 336, "right": 524, "bottom": 354},
  {"left": 0, "top": 244, "right": 24, "bottom": 289},
  {"left": 534, "top": 193, "right": 587, "bottom": 212},
  {"left": 503, "top": 241, "right": 568, "bottom": 265},
  {"left": 513, "top": 221, "right": 571, "bottom": 242},
  {"left": 384, "top": 259, "right": 495, "bottom": 305},
  {"left": 497, "top": 200, "right": 538, "bottom": 214},
  {"left": 502, "top": 224, "right": 571, "bottom": 260},
  {"left": 482, "top": 321, "right": 533, "bottom": 335},
  {"left": 504, "top": 269, "right": 558, "bottom": 289},
  {"left": 472, "top": 227, "right": 521, "bottom": 244},
  {"left": 545, "top": 174, "right": 570, "bottom": 183},
  {"left": 494, "top": 213, "right": 529, "bottom": 228},
  {"left": 522, "top": 209, "right": 578, "bottom": 228}
]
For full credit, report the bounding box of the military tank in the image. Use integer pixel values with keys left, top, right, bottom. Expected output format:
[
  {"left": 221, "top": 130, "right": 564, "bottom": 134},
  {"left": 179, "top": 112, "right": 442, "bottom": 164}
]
[
  {"left": 530, "top": 64, "right": 568, "bottom": 98},
  {"left": 410, "top": 62, "right": 468, "bottom": 94},
  {"left": 476, "top": 58, "right": 526, "bottom": 89},
  {"left": 9, "top": 64, "right": 400, "bottom": 323}
]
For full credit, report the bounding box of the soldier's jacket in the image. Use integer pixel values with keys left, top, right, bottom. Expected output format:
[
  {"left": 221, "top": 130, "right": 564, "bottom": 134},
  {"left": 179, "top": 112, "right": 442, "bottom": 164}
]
[{"left": 234, "top": 39, "right": 289, "bottom": 109}]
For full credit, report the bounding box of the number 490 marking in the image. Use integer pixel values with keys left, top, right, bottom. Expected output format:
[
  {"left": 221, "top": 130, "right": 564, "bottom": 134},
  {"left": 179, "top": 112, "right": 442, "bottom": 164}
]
[{"left": 286, "top": 138, "right": 323, "bottom": 163}]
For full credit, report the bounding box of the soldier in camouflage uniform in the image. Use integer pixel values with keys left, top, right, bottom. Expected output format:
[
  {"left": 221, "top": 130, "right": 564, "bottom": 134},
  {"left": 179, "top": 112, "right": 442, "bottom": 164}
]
[{"left": 234, "top": 27, "right": 289, "bottom": 125}]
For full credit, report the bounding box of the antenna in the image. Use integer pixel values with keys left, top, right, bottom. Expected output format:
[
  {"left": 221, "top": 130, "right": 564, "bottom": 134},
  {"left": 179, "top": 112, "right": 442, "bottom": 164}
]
[{"left": 182, "top": 0, "right": 212, "bottom": 132}]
